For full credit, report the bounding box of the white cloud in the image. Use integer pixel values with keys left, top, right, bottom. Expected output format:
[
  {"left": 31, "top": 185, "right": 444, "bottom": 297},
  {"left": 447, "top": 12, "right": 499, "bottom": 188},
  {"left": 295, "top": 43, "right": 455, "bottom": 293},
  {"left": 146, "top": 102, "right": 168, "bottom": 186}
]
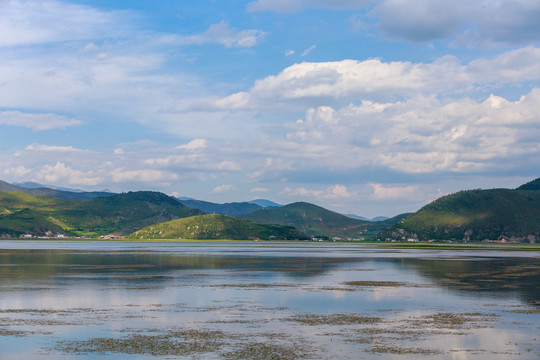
[
  {"left": 180, "top": 21, "right": 267, "bottom": 48},
  {"left": 250, "top": 187, "right": 269, "bottom": 193},
  {"left": 111, "top": 168, "right": 178, "bottom": 183},
  {"left": 176, "top": 139, "right": 207, "bottom": 151},
  {"left": 301, "top": 45, "right": 316, "bottom": 56},
  {"left": 36, "top": 162, "right": 103, "bottom": 186},
  {"left": 0, "top": 0, "right": 133, "bottom": 47},
  {"left": 328, "top": 184, "right": 352, "bottom": 198},
  {"left": 285, "top": 49, "right": 295, "bottom": 56},
  {"left": 0, "top": 111, "right": 83, "bottom": 130},
  {"left": 281, "top": 88, "right": 540, "bottom": 175},
  {"left": 191, "top": 47, "right": 540, "bottom": 112},
  {"left": 212, "top": 184, "right": 236, "bottom": 193},
  {"left": 281, "top": 187, "right": 324, "bottom": 198},
  {"left": 281, "top": 184, "right": 355, "bottom": 200},
  {"left": 369, "top": 183, "right": 419, "bottom": 200},
  {"left": 26, "top": 144, "right": 81, "bottom": 152},
  {"left": 4, "top": 166, "right": 31, "bottom": 177}
]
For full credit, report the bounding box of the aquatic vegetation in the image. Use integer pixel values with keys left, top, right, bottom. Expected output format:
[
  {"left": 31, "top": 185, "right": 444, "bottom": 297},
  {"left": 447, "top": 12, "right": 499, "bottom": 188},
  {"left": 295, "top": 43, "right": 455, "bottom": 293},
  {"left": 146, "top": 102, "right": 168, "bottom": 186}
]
[{"left": 284, "top": 313, "right": 382, "bottom": 326}]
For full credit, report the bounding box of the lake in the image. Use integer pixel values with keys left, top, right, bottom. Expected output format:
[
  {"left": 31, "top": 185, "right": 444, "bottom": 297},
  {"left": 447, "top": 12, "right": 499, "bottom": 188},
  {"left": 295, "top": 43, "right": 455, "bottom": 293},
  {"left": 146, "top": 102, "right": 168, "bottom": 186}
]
[{"left": 1, "top": 241, "right": 539, "bottom": 359}]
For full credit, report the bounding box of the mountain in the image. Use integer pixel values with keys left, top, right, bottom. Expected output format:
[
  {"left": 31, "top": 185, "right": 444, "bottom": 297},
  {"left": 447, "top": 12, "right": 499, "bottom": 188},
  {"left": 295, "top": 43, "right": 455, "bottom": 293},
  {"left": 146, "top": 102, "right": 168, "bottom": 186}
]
[
  {"left": 362, "top": 213, "right": 413, "bottom": 236},
  {"left": 379, "top": 178, "right": 540, "bottom": 242},
  {"left": 0, "top": 190, "right": 202, "bottom": 238},
  {"left": 516, "top": 177, "right": 540, "bottom": 191},
  {"left": 344, "top": 214, "right": 390, "bottom": 222},
  {"left": 343, "top": 213, "right": 370, "bottom": 221},
  {"left": 14, "top": 181, "right": 85, "bottom": 193},
  {"left": 248, "top": 199, "right": 282, "bottom": 208},
  {"left": 240, "top": 202, "right": 371, "bottom": 238},
  {"left": 128, "top": 214, "right": 309, "bottom": 240},
  {"left": 0, "top": 180, "right": 115, "bottom": 200},
  {"left": 177, "top": 199, "right": 264, "bottom": 216},
  {"left": 0, "top": 208, "right": 67, "bottom": 238}
]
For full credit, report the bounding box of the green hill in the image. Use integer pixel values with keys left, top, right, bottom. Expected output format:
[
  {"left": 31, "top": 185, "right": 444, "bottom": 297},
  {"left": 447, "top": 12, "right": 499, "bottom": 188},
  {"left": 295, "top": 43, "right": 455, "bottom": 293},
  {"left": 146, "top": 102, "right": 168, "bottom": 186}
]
[
  {"left": 0, "top": 191, "right": 201, "bottom": 238},
  {"left": 379, "top": 179, "right": 540, "bottom": 242},
  {"left": 240, "top": 202, "right": 370, "bottom": 238},
  {"left": 0, "top": 208, "right": 67, "bottom": 237},
  {"left": 128, "top": 214, "right": 308, "bottom": 240}
]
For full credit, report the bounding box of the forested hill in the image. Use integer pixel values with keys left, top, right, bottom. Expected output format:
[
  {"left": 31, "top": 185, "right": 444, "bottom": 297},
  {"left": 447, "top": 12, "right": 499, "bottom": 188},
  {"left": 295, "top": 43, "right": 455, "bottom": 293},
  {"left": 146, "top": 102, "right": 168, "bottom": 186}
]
[
  {"left": 240, "top": 202, "right": 369, "bottom": 238},
  {"left": 0, "top": 191, "right": 201, "bottom": 238},
  {"left": 128, "top": 214, "right": 309, "bottom": 240},
  {"left": 379, "top": 177, "right": 540, "bottom": 242}
]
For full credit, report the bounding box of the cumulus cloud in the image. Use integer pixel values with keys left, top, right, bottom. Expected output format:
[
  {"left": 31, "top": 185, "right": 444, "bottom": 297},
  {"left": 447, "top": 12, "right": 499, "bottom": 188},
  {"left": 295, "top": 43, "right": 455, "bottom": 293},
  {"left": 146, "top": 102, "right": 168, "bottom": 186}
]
[
  {"left": 176, "top": 139, "right": 207, "bottom": 151},
  {"left": 180, "top": 21, "right": 267, "bottom": 48},
  {"left": 190, "top": 47, "right": 540, "bottom": 111},
  {"left": 111, "top": 168, "right": 178, "bottom": 183},
  {"left": 0, "top": 111, "right": 83, "bottom": 130},
  {"left": 369, "top": 183, "right": 419, "bottom": 200},
  {"left": 36, "top": 162, "right": 103, "bottom": 186},
  {"left": 282, "top": 88, "right": 540, "bottom": 175},
  {"left": 4, "top": 166, "right": 31, "bottom": 177},
  {"left": 212, "top": 184, "right": 236, "bottom": 193},
  {"left": 281, "top": 184, "right": 355, "bottom": 200}
]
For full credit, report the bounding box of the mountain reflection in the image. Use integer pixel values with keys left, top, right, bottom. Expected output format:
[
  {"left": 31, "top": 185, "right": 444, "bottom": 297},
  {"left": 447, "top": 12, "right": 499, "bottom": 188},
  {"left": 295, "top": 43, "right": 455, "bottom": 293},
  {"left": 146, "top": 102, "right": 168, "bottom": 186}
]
[
  {"left": 1, "top": 249, "right": 539, "bottom": 306},
  {"left": 399, "top": 257, "right": 540, "bottom": 306}
]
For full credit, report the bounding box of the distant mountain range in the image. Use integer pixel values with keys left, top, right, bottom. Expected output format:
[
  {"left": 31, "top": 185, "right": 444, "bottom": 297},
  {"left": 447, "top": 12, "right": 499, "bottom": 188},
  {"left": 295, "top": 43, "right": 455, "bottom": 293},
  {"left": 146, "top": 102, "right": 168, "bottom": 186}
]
[
  {"left": 175, "top": 198, "right": 282, "bottom": 216},
  {"left": 248, "top": 199, "right": 282, "bottom": 208},
  {"left": 240, "top": 202, "right": 409, "bottom": 239},
  {"left": 240, "top": 202, "right": 367, "bottom": 238},
  {"left": 2, "top": 177, "right": 539, "bottom": 242},
  {"left": 344, "top": 213, "right": 389, "bottom": 222}
]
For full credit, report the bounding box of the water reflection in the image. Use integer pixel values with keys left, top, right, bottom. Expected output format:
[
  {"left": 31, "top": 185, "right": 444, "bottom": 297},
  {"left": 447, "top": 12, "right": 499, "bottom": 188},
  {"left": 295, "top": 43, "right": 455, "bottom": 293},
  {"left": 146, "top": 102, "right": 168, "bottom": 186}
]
[
  {"left": 0, "top": 243, "right": 539, "bottom": 359},
  {"left": 400, "top": 257, "right": 540, "bottom": 306}
]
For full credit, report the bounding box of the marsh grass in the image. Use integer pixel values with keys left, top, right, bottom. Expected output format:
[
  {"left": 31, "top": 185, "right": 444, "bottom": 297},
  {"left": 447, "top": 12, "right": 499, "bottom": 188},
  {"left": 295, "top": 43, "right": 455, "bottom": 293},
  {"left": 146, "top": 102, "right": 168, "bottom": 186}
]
[
  {"left": 284, "top": 313, "right": 382, "bottom": 326},
  {"left": 342, "top": 280, "right": 433, "bottom": 288},
  {"left": 56, "top": 330, "right": 230, "bottom": 356},
  {"left": 222, "top": 342, "right": 312, "bottom": 360}
]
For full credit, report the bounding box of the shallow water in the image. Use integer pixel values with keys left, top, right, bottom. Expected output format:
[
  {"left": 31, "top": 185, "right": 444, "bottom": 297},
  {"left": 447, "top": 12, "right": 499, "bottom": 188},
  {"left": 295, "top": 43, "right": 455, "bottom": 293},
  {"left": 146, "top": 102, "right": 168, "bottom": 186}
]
[{"left": 1, "top": 241, "right": 539, "bottom": 359}]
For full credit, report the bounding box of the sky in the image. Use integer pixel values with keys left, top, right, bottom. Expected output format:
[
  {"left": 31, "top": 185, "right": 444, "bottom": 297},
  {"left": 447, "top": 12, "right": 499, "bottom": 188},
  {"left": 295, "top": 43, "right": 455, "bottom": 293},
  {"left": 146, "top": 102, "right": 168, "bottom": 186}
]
[{"left": 1, "top": 0, "right": 540, "bottom": 218}]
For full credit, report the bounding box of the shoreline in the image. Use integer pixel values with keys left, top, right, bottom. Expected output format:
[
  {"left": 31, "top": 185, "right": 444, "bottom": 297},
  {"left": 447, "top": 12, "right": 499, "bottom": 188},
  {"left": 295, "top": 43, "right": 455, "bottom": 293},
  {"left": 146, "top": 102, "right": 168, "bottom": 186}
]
[{"left": 1, "top": 238, "right": 540, "bottom": 251}]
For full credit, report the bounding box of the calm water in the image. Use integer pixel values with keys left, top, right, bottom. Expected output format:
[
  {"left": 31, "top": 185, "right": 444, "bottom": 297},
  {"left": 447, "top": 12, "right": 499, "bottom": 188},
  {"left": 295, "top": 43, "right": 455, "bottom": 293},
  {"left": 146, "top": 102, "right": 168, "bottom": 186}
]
[{"left": 0, "top": 241, "right": 539, "bottom": 359}]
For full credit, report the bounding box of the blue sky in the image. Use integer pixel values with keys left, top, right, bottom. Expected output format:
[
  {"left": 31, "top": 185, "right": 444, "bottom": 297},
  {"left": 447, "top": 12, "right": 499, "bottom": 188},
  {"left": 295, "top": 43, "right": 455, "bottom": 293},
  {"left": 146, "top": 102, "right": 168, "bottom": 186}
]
[{"left": 1, "top": 0, "right": 540, "bottom": 217}]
